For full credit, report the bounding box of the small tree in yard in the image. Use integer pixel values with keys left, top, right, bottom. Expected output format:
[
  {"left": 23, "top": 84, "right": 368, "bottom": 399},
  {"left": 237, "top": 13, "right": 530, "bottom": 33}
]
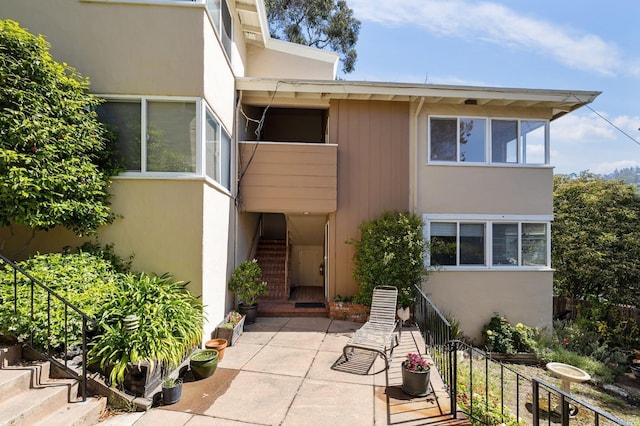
[
  {"left": 350, "top": 211, "right": 428, "bottom": 307},
  {"left": 0, "top": 20, "right": 120, "bottom": 245},
  {"left": 553, "top": 173, "right": 640, "bottom": 307}
]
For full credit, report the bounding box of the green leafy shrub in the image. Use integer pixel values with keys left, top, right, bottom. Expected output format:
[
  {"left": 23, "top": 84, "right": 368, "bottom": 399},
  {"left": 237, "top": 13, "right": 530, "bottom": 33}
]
[
  {"left": 350, "top": 211, "right": 427, "bottom": 307},
  {"left": 228, "top": 259, "right": 267, "bottom": 307},
  {"left": 0, "top": 249, "right": 121, "bottom": 351},
  {"left": 482, "top": 314, "right": 538, "bottom": 355},
  {"left": 0, "top": 20, "right": 121, "bottom": 235},
  {"left": 89, "top": 273, "right": 204, "bottom": 386}
]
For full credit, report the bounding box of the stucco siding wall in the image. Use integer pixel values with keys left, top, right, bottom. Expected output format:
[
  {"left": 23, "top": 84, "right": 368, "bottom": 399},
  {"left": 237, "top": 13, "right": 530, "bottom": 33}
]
[
  {"left": 201, "top": 183, "right": 233, "bottom": 338},
  {"left": 2, "top": 0, "right": 207, "bottom": 96},
  {"left": 424, "top": 270, "right": 554, "bottom": 341},
  {"left": 203, "top": 16, "right": 236, "bottom": 130},
  {"left": 419, "top": 166, "right": 553, "bottom": 214},
  {"left": 328, "top": 100, "right": 410, "bottom": 298},
  {"left": 98, "top": 179, "right": 204, "bottom": 295},
  {"left": 245, "top": 44, "right": 336, "bottom": 80}
]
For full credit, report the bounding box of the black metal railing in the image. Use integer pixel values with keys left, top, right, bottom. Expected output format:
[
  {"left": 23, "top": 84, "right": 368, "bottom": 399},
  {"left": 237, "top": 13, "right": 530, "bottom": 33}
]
[
  {"left": 0, "top": 253, "right": 95, "bottom": 401},
  {"left": 412, "top": 286, "right": 630, "bottom": 425},
  {"left": 532, "top": 378, "right": 630, "bottom": 426},
  {"left": 413, "top": 284, "right": 455, "bottom": 414}
]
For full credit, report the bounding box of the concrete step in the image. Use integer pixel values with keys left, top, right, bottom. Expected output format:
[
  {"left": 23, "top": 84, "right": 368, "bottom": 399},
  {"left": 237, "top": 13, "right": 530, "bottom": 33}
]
[
  {"left": 0, "top": 346, "right": 106, "bottom": 426},
  {"left": 0, "top": 376, "right": 79, "bottom": 425},
  {"left": 33, "top": 397, "right": 106, "bottom": 426}
]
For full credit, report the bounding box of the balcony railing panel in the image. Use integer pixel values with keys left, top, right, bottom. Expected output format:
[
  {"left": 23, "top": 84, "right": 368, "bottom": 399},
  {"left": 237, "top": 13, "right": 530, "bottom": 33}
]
[{"left": 239, "top": 142, "right": 337, "bottom": 213}]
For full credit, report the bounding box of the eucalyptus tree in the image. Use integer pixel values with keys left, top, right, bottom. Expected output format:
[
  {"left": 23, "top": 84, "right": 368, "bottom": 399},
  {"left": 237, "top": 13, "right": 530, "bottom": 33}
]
[{"left": 265, "top": 0, "right": 361, "bottom": 74}]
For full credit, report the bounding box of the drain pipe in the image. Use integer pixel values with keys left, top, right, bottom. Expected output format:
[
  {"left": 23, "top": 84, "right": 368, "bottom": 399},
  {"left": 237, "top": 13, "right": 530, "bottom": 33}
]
[{"left": 411, "top": 97, "right": 425, "bottom": 213}]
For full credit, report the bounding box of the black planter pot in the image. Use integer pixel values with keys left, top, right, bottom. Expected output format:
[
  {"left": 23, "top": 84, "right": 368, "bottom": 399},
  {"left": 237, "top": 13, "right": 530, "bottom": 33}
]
[
  {"left": 401, "top": 362, "right": 431, "bottom": 397},
  {"left": 162, "top": 380, "right": 182, "bottom": 405},
  {"left": 238, "top": 303, "right": 258, "bottom": 324}
]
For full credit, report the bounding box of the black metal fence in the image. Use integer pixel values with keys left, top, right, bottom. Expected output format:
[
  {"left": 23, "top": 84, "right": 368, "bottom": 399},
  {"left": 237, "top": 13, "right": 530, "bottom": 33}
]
[
  {"left": 412, "top": 285, "right": 630, "bottom": 425},
  {"left": 0, "top": 253, "right": 94, "bottom": 401}
]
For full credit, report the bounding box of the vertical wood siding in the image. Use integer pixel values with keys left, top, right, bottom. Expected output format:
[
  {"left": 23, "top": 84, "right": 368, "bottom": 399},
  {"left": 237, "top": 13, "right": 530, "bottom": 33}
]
[{"left": 329, "top": 100, "right": 410, "bottom": 298}]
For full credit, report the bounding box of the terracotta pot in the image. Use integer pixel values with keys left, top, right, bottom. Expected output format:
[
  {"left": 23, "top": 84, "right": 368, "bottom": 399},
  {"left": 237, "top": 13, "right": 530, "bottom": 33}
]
[{"left": 205, "top": 338, "right": 228, "bottom": 361}]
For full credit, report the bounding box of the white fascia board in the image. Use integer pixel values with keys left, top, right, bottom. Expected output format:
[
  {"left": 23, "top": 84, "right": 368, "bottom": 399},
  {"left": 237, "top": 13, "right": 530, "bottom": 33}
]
[{"left": 236, "top": 78, "right": 600, "bottom": 105}]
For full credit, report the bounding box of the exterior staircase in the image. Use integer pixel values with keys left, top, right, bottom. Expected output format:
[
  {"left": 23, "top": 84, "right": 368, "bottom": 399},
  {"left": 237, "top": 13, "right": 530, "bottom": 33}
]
[
  {"left": 255, "top": 239, "right": 288, "bottom": 299},
  {"left": 0, "top": 343, "right": 106, "bottom": 426}
]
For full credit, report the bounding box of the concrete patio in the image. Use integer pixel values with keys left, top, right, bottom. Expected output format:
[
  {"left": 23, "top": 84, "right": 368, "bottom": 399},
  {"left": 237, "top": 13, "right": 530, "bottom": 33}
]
[{"left": 102, "top": 317, "right": 469, "bottom": 425}]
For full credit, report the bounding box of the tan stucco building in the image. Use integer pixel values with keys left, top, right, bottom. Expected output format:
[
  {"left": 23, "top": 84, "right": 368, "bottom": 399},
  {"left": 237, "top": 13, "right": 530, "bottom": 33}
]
[{"left": 1, "top": 0, "right": 599, "bottom": 340}]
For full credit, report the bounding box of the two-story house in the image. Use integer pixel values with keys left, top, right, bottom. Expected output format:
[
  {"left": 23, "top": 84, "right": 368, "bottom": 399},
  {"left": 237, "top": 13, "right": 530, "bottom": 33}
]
[{"left": 1, "top": 0, "right": 599, "bottom": 340}]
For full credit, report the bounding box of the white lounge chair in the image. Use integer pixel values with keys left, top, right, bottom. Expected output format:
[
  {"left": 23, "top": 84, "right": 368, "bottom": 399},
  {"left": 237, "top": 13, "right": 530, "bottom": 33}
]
[{"left": 337, "top": 286, "right": 401, "bottom": 383}]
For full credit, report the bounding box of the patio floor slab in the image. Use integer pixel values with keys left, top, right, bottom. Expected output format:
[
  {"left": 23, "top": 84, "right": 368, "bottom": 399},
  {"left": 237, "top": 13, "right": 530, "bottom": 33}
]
[{"left": 102, "top": 317, "right": 469, "bottom": 426}]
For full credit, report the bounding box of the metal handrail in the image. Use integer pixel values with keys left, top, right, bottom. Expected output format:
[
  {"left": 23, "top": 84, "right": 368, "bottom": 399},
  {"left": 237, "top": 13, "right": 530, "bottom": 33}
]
[
  {"left": 0, "top": 253, "right": 96, "bottom": 401},
  {"left": 412, "top": 286, "right": 629, "bottom": 425},
  {"left": 532, "top": 378, "right": 630, "bottom": 426}
]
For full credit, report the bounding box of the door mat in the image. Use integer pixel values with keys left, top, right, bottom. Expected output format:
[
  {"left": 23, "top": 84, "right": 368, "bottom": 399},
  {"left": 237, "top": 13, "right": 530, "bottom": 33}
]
[{"left": 294, "top": 302, "right": 326, "bottom": 308}]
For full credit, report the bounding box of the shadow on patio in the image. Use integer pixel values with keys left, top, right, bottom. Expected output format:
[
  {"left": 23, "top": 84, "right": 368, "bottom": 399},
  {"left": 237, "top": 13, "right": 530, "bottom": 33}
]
[{"left": 106, "top": 317, "right": 470, "bottom": 425}]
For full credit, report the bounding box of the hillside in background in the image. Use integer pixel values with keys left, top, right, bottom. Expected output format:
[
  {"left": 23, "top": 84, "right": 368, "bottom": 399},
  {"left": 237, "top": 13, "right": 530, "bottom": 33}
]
[{"left": 599, "top": 166, "right": 640, "bottom": 187}]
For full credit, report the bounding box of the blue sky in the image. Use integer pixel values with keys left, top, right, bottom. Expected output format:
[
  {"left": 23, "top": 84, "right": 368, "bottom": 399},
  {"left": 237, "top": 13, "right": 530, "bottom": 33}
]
[{"left": 343, "top": 0, "right": 640, "bottom": 175}]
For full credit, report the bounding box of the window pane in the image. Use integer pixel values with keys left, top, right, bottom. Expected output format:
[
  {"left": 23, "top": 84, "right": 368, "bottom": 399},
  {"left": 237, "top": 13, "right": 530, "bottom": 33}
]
[
  {"left": 430, "top": 222, "right": 457, "bottom": 265},
  {"left": 96, "top": 101, "right": 141, "bottom": 171},
  {"left": 205, "top": 110, "right": 220, "bottom": 181},
  {"left": 459, "top": 118, "right": 486, "bottom": 162},
  {"left": 522, "top": 120, "right": 546, "bottom": 164},
  {"left": 206, "top": 0, "right": 221, "bottom": 32},
  {"left": 221, "top": 130, "right": 231, "bottom": 189},
  {"left": 460, "top": 223, "right": 485, "bottom": 265},
  {"left": 492, "top": 223, "right": 518, "bottom": 265},
  {"left": 491, "top": 120, "right": 518, "bottom": 163},
  {"left": 430, "top": 118, "right": 457, "bottom": 161},
  {"left": 220, "top": 0, "right": 232, "bottom": 56},
  {"left": 522, "top": 223, "right": 547, "bottom": 266},
  {"left": 147, "top": 101, "right": 197, "bottom": 172}
]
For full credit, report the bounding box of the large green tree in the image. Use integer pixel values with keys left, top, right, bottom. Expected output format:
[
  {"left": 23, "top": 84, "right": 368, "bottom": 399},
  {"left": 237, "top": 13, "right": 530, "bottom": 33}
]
[
  {"left": 552, "top": 173, "right": 640, "bottom": 306},
  {"left": 0, "top": 20, "right": 119, "bottom": 238},
  {"left": 265, "top": 0, "right": 361, "bottom": 74}
]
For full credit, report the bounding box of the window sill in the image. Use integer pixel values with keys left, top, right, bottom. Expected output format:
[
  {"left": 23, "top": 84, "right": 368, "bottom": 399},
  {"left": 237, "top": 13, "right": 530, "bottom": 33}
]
[
  {"left": 426, "top": 162, "right": 553, "bottom": 169},
  {"left": 430, "top": 267, "right": 553, "bottom": 272}
]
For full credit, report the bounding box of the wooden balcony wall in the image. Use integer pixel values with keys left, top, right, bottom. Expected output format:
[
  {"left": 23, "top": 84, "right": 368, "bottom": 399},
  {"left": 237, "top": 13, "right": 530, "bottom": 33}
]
[{"left": 238, "top": 142, "right": 337, "bottom": 213}]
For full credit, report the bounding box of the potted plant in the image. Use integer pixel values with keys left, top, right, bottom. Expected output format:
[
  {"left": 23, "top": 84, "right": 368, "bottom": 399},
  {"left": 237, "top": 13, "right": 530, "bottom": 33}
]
[
  {"left": 88, "top": 273, "right": 204, "bottom": 397},
  {"left": 189, "top": 349, "right": 219, "bottom": 380},
  {"left": 161, "top": 377, "right": 183, "bottom": 405},
  {"left": 228, "top": 259, "right": 268, "bottom": 324},
  {"left": 213, "top": 310, "right": 245, "bottom": 346},
  {"left": 401, "top": 352, "right": 432, "bottom": 397}
]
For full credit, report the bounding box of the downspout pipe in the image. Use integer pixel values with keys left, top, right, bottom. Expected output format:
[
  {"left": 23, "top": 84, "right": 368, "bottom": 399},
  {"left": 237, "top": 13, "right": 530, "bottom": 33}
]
[{"left": 411, "top": 97, "right": 425, "bottom": 213}]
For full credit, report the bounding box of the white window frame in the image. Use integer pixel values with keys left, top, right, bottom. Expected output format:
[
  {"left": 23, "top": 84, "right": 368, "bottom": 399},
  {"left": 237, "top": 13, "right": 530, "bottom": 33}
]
[
  {"left": 427, "top": 116, "right": 550, "bottom": 166},
  {"left": 423, "top": 214, "right": 552, "bottom": 270},
  {"left": 98, "top": 95, "right": 233, "bottom": 193}
]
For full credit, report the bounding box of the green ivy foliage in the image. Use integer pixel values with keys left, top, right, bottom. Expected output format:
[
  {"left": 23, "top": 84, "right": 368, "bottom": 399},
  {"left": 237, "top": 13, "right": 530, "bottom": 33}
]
[
  {"left": 0, "top": 246, "right": 204, "bottom": 386},
  {"left": 350, "top": 211, "right": 427, "bottom": 307},
  {"left": 553, "top": 173, "right": 640, "bottom": 307},
  {"left": 0, "top": 20, "right": 120, "bottom": 235},
  {"left": 0, "top": 249, "right": 122, "bottom": 350}
]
